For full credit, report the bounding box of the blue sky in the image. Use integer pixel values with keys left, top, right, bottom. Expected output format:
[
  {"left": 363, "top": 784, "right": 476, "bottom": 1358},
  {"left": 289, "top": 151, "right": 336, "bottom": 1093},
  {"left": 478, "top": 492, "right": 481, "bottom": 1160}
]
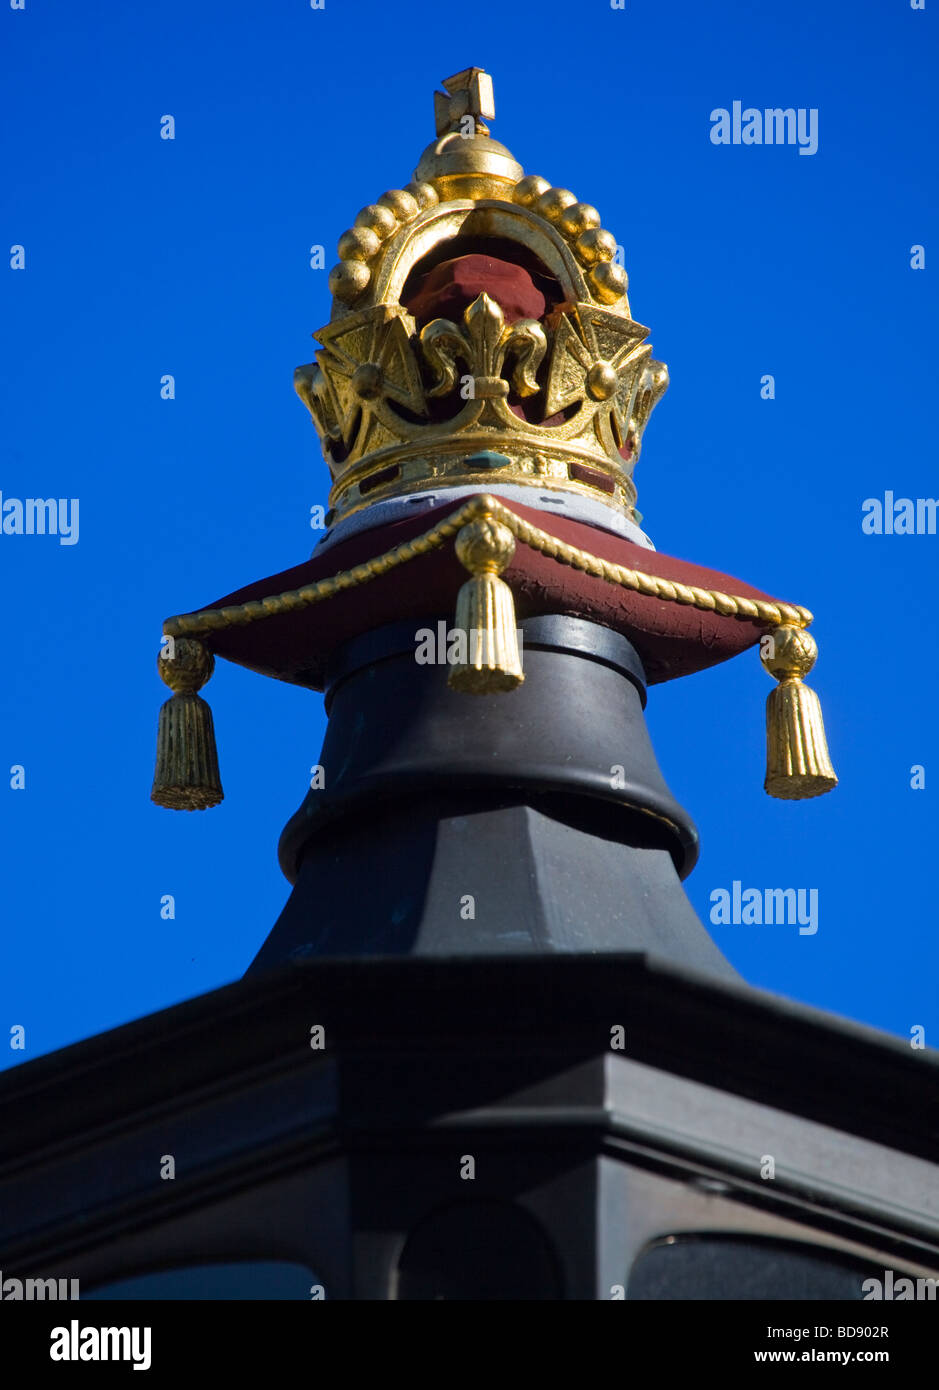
[{"left": 1, "top": 0, "right": 936, "bottom": 1068}]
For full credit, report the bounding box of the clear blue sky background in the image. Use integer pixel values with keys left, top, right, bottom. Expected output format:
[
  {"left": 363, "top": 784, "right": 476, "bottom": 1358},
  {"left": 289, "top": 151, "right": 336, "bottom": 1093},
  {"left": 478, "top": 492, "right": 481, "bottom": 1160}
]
[{"left": 2, "top": 0, "right": 936, "bottom": 1069}]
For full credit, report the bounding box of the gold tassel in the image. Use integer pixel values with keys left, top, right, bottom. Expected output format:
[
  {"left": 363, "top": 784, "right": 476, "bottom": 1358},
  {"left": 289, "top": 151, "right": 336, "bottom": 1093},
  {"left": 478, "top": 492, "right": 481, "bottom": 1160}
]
[
  {"left": 448, "top": 515, "right": 524, "bottom": 694},
  {"left": 151, "top": 636, "right": 224, "bottom": 810},
  {"left": 761, "top": 625, "right": 837, "bottom": 800}
]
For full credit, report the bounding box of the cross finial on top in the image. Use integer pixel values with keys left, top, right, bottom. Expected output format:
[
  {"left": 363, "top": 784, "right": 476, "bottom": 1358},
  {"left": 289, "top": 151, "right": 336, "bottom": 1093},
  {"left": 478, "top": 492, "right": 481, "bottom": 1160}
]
[{"left": 434, "top": 67, "right": 495, "bottom": 137}]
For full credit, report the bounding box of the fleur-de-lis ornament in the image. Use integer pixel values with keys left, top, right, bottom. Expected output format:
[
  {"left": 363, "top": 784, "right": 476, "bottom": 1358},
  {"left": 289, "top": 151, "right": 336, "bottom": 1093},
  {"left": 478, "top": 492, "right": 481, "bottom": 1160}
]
[{"left": 420, "top": 293, "right": 547, "bottom": 401}]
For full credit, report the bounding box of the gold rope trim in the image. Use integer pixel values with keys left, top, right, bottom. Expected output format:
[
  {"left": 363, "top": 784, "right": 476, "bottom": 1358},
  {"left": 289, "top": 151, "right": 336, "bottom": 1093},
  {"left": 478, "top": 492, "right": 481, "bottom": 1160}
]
[{"left": 163, "top": 494, "right": 812, "bottom": 638}]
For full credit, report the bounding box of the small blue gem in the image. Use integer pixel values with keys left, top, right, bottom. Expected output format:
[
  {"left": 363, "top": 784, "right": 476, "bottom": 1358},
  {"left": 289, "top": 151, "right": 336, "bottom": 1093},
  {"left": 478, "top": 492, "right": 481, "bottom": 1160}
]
[{"left": 465, "top": 450, "right": 511, "bottom": 470}]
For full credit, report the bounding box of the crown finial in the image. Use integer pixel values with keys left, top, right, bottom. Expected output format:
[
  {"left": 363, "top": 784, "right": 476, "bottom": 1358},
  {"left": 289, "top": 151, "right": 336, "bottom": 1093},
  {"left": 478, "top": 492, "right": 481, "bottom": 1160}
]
[
  {"left": 301, "top": 68, "right": 665, "bottom": 525},
  {"left": 433, "top": 67, "right": 495, "bottom": 137}
]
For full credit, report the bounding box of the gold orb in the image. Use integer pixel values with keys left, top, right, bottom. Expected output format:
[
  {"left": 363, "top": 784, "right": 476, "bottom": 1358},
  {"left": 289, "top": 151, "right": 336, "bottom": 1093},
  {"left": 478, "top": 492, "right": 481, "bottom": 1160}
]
[
  {"left": 352, "top": 363, "right": 383, "bottom": 399},
  {"left": 355, "top": 204, "right": 397, "bottom": 240},
  {"left": 329, "top": 260, "right": 370, "bottom": 303},
  {"left": 337, "top": 226, "right": 381, "bottom": 262},
  {"left": 535, "top": 187, "right": 578, "bottom": 221},
  {"left": 378, "top": 188, "right": 419, "bottom": 222},
  {"left": 574, "top": 227, "right": 618, "bottom": 266},
  {"left": 761, "top": 626, "right": 818, "bottom": 680},
  {"left": 558, "top": 202, "right": 601, "bottom": 240},
  {"left": 586, "top": 361, "right": 618, "bottom": 400},
  {"left": 455, "top": 518, "right": 516, "bottom": 575},
  {"left": 404, "top": 181, "right": 439, "bottom": 209},
  {"left": 157, "top": 637, "right": 214, "bottom": 694},
  {"left": 511, "top": 175, "right": 551, "bottom": 207},
  {"left": 591, "top": 261, "right": 628, "bottom": 303}
]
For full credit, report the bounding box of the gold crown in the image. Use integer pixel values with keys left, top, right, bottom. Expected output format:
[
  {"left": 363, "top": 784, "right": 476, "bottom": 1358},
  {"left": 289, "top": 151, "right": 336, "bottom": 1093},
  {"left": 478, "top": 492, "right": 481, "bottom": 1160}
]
[{"left": 295, "top": 67, "right": 668, "bottom": 524}]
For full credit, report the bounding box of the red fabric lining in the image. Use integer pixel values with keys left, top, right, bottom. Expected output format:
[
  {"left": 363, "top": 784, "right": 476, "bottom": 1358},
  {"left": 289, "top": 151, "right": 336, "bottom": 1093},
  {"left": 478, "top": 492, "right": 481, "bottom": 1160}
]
[{"left": 404, "top": 254, "right": 546, "bottom": 326}]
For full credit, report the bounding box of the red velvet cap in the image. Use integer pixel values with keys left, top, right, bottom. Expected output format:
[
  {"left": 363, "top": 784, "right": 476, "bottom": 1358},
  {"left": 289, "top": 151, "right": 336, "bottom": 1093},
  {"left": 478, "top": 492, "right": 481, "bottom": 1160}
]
[
  {"left": 182, "top": 494, "right": 786, "bottom": 691},
  {"left": 404, "top": 254, "right": 548, "bottom": 326}
]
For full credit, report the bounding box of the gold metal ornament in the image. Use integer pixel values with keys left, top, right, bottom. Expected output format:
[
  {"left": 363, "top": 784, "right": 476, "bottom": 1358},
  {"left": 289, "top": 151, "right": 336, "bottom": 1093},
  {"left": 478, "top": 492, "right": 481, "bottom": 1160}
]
[
  {"left": 421, "top": 293, "right": 546, "bottom": 400},
  {"left": 448, "top": 513, "right": 524, "bottom": 694},
  {"left": 151, "top": 638, "right": 223, "bottom": 810},
  {"left": 153, "top": 69, "right": 840, "bottom": 811},
  {"left": 296, "top": 67, "right": 668, "bottom": 525},
  {"left": 761, "top": 626, "right": 837, "bottom": 801}
]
